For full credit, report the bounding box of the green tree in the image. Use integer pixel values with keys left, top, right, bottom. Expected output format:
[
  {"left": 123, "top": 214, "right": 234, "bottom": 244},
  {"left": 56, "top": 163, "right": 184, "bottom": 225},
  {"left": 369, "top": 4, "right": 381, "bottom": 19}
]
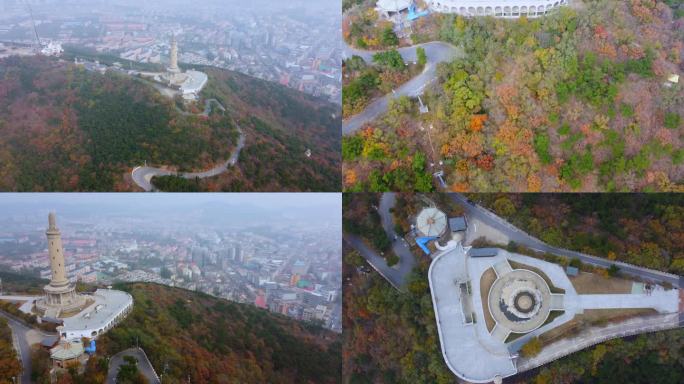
[
  {"left": 381, "top": 26, "right": 399, "bottom": 46},
  {"left": 493, "top": 197, "right": 516, "bottom": 217},
  {"left": 520, "top": 337, "right": 542, "bottom": 357},
  {"left": 342, "top": 136, "right": 364, "bottom": 161},
  {"left": 385, "top": 252, "right": 400, "bottom": 267},
  {"left": 372, "top": 50, "right": 405, "bottom": 70},
  {"left": 416, "top": 47, "right": 427, "bottom": 67},
  {"left": 607, "top": 264, "right": 620, "bottom": 277}
]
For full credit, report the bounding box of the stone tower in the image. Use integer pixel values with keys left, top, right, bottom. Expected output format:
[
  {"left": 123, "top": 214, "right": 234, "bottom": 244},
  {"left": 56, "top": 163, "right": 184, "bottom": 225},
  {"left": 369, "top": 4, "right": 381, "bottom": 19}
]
[
  {"left": 168, "top": 35, "right": 180, "bottom": 73},
  {"left": 46, "top": 212, "right": 68, "bottom": 288},
  {"left": 36, "top": 213, "right": 86, "bottom": 318}
]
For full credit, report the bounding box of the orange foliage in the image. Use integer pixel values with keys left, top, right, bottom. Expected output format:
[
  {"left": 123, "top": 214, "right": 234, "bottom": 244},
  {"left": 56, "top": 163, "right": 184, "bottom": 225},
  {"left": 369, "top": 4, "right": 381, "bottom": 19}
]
[
  {"left": 475, "top": 153, "right": 495, "bottom": 171},
  {"left": 441, "top": 132, "right": 484, "bottom": 158},
  {"left": 451, "top": 182, "right": 470, "bottom": 192},
  {"left": 456, "top": 159, "right": 470, "bottom": 175},
  {"left": 344, "top": 169, "right": 358, "bottom": 185},
  {"left": 527, "top": 174, "right": 542, "bottom": 192},
  {"left": 469, "top": 114, "right": 488, "bottom": 132}
]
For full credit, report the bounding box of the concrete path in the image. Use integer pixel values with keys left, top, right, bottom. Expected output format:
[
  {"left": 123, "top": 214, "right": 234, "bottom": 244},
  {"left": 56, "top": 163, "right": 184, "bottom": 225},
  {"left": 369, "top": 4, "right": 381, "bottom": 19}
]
[
  {"left": 106, "top": 347, "right": 160, "bottom": 384},
  {"left": 131, "top": 99, "right": 245, "bottom": 192},
  {"left": 517, "top": 312, "right": 681, "bottom": 372},
  {"left": 342, "top": 42, "right": 462, "bottom": 135},
  {"left": 0, "top": 311, "right": 36, "bottom": 384},
  {"left": 575, "top": 291, "right": 678, "bottom": 313},
  {"left": 429, "top": 243, "right": 517, "bottom": 382},
  {"left": 344, "top": 192, "right": 418, "bottom": 290},
  {"left": 451, "top": 194, "right": 683, "bottom": 288}
]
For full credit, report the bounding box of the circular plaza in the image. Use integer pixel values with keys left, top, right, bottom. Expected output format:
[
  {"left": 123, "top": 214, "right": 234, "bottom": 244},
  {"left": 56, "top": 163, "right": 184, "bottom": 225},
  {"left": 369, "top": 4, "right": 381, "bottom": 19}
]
[{"left": 487, "top": 269, "right": 552, "bottom": 334}]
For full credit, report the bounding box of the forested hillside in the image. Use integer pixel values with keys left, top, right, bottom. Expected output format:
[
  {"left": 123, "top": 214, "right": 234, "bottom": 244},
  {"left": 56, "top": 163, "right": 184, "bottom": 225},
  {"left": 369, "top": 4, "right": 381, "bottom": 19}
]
[
  {"left": 0, "top": 318, "right": 22, "bottom": 383},
  {"left": 0, "top": 55, "right": 340, "bottom": 191},
  {"left": 196, "top": 67, "right": 341, "bottom": 192},
  {"left": 104, "top": 283, "right": 341, "bottom": 383},
  {"left": 0, "top": 56, "right": 236, "bottom": 191},
  {"left": 31, "top": 283, "right": 341, "bottom": 384},
  {"left": 343, "top": 247, "right": 453, "bottom": 384},
  {"left": 343, "top": 0, "right": 684, "bottom": 192},
  {"left": 473, "top": 193, "right": 684, "bottom": 274}
]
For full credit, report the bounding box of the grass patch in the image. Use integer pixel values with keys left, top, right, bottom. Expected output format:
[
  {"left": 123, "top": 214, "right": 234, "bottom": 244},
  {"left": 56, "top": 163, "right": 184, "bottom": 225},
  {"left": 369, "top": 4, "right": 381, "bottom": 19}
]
[
  {"left": 480, "top": 267, "right": 497, "bottom": 333},
  {"left": 569, "top": 272, "right": 634, "bottom": 294},
  {"left": 538, "top": 308, "right": 657, "bottom": 346}
]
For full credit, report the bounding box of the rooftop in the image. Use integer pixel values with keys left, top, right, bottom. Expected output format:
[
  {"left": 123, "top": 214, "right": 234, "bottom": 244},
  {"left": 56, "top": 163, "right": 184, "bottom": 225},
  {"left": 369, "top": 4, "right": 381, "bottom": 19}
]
[
  {"left": 179, "top": 69, "right": 208, "bottom": 95},
  {"left": 61, "top": 289, "right": 132, "bottom": 336},
  {"left": 376, "top": 0, "right": 412, "bottom": 12},
  {"left": 449, "top": 217, "right": 467, "bottom": 232},
  {"left": 416, "top": 207, "right": 447, "bottom": 237},
  {"left": 51, "top": 340, "right": 84, "bottom": 361},
  {"left": 429, "top": 244, "right": 681, "bottom": 382}
]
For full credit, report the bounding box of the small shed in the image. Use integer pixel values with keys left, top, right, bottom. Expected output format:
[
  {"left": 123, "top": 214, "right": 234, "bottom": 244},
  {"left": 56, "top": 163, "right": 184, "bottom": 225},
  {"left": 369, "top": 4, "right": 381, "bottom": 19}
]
[
  {"left": 449, "top": 216, "right": 467, "bottom": 232},
  {"left": 51, "top": 340, "right": 85, "bottom": 369},
  {"left": 416, "top": 207, "right": 448, "bottom": 237},
  {"left": 565, "top": 266, "right": 579, "bottom": 277}
]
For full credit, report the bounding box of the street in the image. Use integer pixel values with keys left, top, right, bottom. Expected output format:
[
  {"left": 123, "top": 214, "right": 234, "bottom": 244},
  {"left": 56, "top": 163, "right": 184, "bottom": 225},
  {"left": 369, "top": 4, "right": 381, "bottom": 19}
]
[
  {"left": 0, "top": 311, "right": 34, "bottom": 384},
  {"left": 106, "top": 347, "right": 160, "bottom": 384},
  {"left": 342, "top": 42, "right": 462, "bottom": 135}
]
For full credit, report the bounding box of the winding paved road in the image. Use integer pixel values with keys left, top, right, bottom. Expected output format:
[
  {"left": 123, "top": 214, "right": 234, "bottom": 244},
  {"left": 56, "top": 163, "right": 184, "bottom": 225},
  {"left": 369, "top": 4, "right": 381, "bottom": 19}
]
[
  {"left": 131, "top": 99, "right": 245, "bottom": 191},
  {"left": 450, "top": 194, "right": 683, "bottom": 290},
  {"left": 344, "top": 192, "right": 417, "bottom": 290},
  {"left": 106, "top": 348, "right": 160, "bottom": 384},
  {"left": 342, "top": 42, "right": 462, "bottom": 135},
  {"left": 0, "top": 311, "right": 44, "bottom": 384}
]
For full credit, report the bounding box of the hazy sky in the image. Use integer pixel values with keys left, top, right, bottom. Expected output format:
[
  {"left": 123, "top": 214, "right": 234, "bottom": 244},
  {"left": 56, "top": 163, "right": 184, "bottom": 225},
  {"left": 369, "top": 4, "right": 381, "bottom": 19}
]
[
  {"left": 0, "top": 193, "right": 341, "bottom": 229},
  {"left": 0, "top": 193, "right": 339, "bottom": 208}
]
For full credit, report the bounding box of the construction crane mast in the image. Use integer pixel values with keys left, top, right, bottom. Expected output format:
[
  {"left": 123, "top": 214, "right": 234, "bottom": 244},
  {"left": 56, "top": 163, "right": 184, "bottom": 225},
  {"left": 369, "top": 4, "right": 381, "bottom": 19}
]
[{"left": 24, "top": 0, "right": 42, "bottom": 53}]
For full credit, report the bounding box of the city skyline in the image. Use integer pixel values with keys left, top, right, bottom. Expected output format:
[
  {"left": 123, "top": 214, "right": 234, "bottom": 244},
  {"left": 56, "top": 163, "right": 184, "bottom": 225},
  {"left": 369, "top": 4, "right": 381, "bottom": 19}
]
[{"left": 0, "top": 193, "right": 342, "bottom": 333}]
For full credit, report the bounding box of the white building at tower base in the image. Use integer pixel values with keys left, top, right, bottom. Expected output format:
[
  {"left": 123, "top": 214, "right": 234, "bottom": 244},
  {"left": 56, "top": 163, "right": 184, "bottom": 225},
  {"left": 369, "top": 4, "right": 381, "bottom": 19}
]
[
  {"left": 375, "top": 0, "right": 570, "bottom": 19},
  {"left": 59, "top": 288, "right": 133, "bottom": 340},
  {"left": 426, "top": 0, "right": 569, "bottom": 18}
]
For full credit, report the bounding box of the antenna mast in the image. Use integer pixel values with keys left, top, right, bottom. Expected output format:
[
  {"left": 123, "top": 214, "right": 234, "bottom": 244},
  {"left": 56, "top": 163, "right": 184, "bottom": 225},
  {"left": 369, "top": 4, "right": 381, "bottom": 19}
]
[{"left": 24, "top": 1, "right": 41, "bottom": 52}]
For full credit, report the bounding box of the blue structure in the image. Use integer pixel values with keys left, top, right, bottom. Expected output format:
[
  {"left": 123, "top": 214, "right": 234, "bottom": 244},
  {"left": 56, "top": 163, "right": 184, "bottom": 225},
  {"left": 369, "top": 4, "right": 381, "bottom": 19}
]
[
  {"left": 84, "top": 340, "right": 96, "bottom": 354},
  {"left": 408, "top": 3, "right": 429, "bottom": 21},
  {"left": 416, "top": 236, "right": 439, "bottom": 255}
]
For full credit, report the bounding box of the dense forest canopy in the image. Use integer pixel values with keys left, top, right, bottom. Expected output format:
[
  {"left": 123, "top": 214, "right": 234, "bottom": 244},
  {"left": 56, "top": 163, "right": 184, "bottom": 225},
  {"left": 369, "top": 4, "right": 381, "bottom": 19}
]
[
  {"left": 0, "top": 55, "right": 341, "bottom": 191},
  {"left": 24, "top": 283, "right": 342, "bottom": 384},
  {"left": 472, "top": 193, "right": 684, "bottom": 274},
  {"left": 343, "top": 0, "right": 684, "bottom": 192},
  {"left": 0, "top": 56, "right": 236, "bottom": 191},
  {"left": 342, "top": 193, "right": 684, "bottom": 384},
  {"left": 197, "top": 68, "right": 342, "bottom": 192}
]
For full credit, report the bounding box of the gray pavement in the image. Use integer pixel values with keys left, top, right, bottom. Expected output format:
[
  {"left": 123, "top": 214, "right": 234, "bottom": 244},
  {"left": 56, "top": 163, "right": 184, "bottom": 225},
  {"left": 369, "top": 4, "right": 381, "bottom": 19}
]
[
  {"left": 342, "top": 42, "right": 463, "bottom": 135},
  {"left": 106, "top": 347, "right": 160, "bottom": 384},
  {"left": 450, "top": 194, "right": 682, "bottom": 288},
  {"left": 344, "top": 192, "right": 418, "bottom": 290},
  {"left": 0, "top": 311, "right": 34, "bottom": 384},
  {"left": 131, "top": 101, "right": 245, "bottom": 191},
  {"left": 517, "top": 312, "right": 681, "bottom": 373}
]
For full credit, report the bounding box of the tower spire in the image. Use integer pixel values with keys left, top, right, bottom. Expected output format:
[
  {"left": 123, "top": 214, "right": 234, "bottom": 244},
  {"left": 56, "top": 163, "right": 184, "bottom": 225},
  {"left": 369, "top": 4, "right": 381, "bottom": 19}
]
[
  {"left": 37, "top": 212, "right": 86, "bottom": 318},
  {"left": 46, "top": 212, "right": 68, "bottom": 287},
  {"left": 168, "top": 34, "right": 180, "bottom": 73}
]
